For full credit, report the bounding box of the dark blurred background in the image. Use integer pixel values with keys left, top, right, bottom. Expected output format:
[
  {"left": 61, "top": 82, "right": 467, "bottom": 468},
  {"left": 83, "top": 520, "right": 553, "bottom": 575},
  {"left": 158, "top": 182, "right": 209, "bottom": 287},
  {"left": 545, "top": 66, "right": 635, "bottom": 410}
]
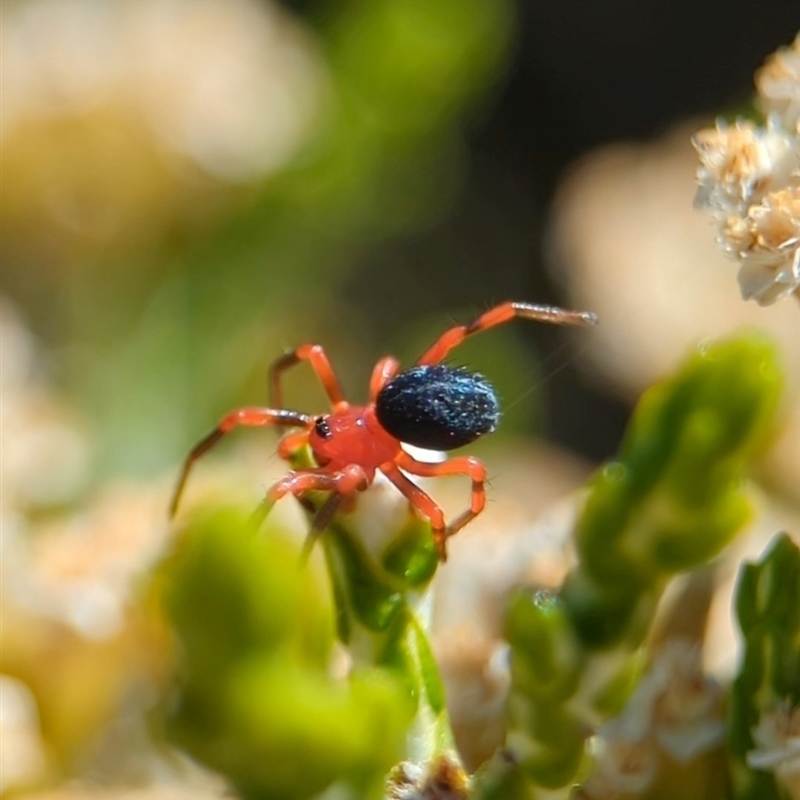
[
  {"left": 340, "top": 0, "right": 800, "bottom": 460},
  {"left": 3, "top": 0, "right": 799, "bottom": 485}
]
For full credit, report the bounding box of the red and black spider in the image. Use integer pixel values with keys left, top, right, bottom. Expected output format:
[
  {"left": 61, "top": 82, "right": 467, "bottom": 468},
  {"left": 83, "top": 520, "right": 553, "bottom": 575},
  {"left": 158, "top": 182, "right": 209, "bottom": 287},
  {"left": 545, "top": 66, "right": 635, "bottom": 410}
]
[{"left": 170, "top": 301, "right": 596, "bottom": 560}]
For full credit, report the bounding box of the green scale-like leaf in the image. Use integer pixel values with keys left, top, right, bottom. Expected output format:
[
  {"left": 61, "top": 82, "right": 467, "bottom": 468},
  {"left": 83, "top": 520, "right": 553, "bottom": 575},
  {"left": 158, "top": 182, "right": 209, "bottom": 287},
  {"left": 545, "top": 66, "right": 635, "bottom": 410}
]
[
  {"left": 565, "top": 334, "right": 783, "bottom": 649},
  {"left": 730, "top": 533, "right": 800, "bottom": 800},
  {"left": 480, "top": 335, "right": 785, "bottom": 799}
]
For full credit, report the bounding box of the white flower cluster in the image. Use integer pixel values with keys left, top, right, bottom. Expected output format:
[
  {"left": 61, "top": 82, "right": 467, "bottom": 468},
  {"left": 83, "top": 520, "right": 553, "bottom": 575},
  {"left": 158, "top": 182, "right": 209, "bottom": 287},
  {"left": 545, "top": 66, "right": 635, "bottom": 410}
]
[
  {"left": 757, "top": 33, "right": 800, "bottom": 136},
  {"left": 693, "top": 33, "right": 800, "bottom": 306},
  {"left": 579, "top": 639, "right": 726, "bottom": 799},
  {"left": 747, "top": 702, "right": 800, "bottom": 800}
]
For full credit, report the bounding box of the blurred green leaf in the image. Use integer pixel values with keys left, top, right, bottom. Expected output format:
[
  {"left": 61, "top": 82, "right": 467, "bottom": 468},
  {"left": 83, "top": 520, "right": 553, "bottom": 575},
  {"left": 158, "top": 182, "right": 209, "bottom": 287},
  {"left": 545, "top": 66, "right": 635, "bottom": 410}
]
[
  {"left": 487, "top": 334, "right": 785, "bottom": 798},
  {"left": 565, "top": 334, "right": 784, "bottom": 648},
  {"left": 730, "top": 533, "right": 800, "bottom": 800},
  {"left": 160, "top": 507, "right": 412, "bottom": 799}
]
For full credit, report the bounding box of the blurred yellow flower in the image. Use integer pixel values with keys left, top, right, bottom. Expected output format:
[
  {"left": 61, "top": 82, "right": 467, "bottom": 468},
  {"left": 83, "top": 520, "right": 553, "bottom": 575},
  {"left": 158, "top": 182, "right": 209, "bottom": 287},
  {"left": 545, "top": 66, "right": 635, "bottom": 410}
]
[{"left": 2, "top": 0, "right": 325, "bottom": 254}]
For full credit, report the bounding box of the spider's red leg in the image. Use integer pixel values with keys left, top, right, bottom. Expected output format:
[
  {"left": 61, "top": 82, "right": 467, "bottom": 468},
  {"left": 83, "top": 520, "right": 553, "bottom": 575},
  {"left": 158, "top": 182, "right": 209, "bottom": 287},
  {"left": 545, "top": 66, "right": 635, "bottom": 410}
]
[
  {"left": 277, "top": 430, "right": 311, "bottom": 461},
  {"left": 170, "top": 407, "right": 312, "bottom": 517},
  {"left": 415, "top": 301, "right": 598, "bottom": 366},
  {"left": 369, "top": 356, "right": 401, "bottom": 401},
  {"left": 299, "top": 493, "right": 345, "bottom": 565},
  {"left": 262, "top": 464, "right": 370, "bottom": 504},
  {"left": 397, "top": 451, "right": 487, "bottom": 546},
  {"left": 269, "top": 343, "right": 347, "bottom": 412},
  {"left": 250, "top": 465, "right": 370, "bottom": 553},
  {"left": 249, "top": 468, "right": 340, "bottom": 532},
  {"left": 380, "top": 463, "right": 449, "bottom": 560}
]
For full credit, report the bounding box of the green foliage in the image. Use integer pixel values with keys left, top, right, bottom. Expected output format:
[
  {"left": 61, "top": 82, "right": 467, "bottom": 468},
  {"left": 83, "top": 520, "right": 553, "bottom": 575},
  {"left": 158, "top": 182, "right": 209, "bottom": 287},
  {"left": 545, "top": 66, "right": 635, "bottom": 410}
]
[
  {"left": 328, "top": 0, "right": 511, "bottom": 139},
  {"left": 160, "top": 507, "right": 413, "bottom": 800},
  {"left": 320, "top": 511, "right": 454, "bottom": 762},
  {"left": 729, "top": 533, "right": 800, "bottom": 800},
  {"left": 565, "top": 335, "right": 783, "bottom": 649},
  {"left": 476, "top": 334, "right": 785, "bottom": 798}
]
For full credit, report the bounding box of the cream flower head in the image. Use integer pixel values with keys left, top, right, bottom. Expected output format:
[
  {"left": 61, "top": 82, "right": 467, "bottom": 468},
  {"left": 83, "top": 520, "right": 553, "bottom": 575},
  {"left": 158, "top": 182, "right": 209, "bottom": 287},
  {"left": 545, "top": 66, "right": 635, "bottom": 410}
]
[{"left": 693, "top": 34, "right": 800, "bottom": 306}]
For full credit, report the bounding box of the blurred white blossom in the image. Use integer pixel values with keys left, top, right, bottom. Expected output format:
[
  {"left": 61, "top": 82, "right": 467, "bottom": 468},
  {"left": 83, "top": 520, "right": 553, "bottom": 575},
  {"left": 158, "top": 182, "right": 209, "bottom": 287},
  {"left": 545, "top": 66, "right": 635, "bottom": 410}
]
[
  {"left": 2, "top": 0, "right": 324, "bottom": 181},
  {"left": 693, "top": 34, "right": 800, "bottom": 306},
  {"left": 693, "top": 119, "right": 798, "bottom": 214},
  {"left": 0, "top": 676, "right": 46, "bottom": 793},
  {"left": 8, "top": 484, "right": 171, "bottom": 639},
  {"left": 0, "top": 297, "right": 169, "bottom": 639},
  {"left": 0, "top": 299, "right": 90, "bottom": 528},
  {"left": 1, "top": 0, "right": 326, "bottom": 252},
  {"left": 579, "top": 639, "right": 725, "bottom": 799},
  {"left": 757, "top": 33, "right": 800, "bottom": 135},
  {"left": 747, "top": 702, "right": 800, "bottom": 800}
]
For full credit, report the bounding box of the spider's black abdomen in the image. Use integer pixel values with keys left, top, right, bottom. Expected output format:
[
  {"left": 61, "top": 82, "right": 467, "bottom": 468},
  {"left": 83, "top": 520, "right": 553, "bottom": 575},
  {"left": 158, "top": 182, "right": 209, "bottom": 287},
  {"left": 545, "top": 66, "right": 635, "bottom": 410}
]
[{"left": 375, "top": 365, "right": 500, "bottom": 451}]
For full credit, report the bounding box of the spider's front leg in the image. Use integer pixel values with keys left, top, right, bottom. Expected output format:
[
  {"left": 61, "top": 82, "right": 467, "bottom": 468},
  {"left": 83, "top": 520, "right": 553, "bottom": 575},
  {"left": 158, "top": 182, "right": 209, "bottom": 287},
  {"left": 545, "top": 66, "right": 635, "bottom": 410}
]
[
  {"left": 415, "top": 301, "right": 597, "bottom": 366},
  {"left": 269, "top": 343, "right": 347, "bottom": 412},
  {"left": 276, "top": 430, "right": 312, "bottom": 461},
  {"left": 251, "top": 464, "right": 371, "bottom": 560},
  {"left": 171, "top": 407, "right": 312, "bottom": 517}
]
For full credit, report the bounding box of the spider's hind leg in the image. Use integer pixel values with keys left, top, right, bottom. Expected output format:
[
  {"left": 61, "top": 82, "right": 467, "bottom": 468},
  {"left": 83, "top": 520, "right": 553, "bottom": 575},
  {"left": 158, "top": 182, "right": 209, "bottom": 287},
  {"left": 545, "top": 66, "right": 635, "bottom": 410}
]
[
  {"left": 251, "top": 465, "right": 370, "bottom": 561},
  {"left": 380, "top": 463, "right": 449, "bottom": 560},
  {"left": 396, "top": 451, "right": 488, "bottom": 554}
]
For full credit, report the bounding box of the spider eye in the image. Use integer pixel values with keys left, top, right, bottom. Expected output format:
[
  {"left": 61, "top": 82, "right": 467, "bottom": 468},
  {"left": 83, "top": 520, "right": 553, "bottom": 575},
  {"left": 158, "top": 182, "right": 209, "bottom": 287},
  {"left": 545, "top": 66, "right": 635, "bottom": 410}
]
[{"left": 314, "top": 416, "right": 332, "bottom": 440}]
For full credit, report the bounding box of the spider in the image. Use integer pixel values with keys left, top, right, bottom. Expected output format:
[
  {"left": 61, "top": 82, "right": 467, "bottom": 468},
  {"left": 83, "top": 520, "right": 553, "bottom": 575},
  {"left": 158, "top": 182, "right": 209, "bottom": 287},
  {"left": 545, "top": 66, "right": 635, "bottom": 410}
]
[{"left": 170, "top": 301, "right": 597, "bottom": 561}]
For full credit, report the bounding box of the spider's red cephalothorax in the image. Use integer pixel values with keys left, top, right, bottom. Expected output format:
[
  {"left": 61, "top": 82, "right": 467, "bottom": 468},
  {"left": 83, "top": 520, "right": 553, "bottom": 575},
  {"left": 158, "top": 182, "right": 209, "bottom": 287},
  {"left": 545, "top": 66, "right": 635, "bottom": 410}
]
[{"left": 170, "top": 301, "right": 597, "bottom": 560}]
